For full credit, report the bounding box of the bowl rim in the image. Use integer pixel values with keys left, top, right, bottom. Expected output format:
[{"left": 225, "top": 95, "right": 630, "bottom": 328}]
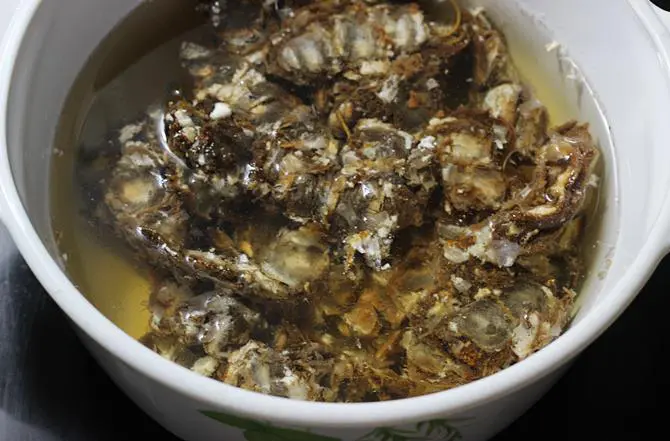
[{"left": 1, "top": 0, "right": 670, "bottom": 429}]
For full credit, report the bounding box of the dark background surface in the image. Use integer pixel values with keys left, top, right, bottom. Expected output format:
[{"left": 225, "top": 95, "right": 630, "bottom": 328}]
[
  {"left": 2, "top": 0, "right": 670, "bottom": 439},
  {"left": 0, "top": 222, "right": 668, "bottom": 441},
  {"left": 652, "top": 0, "right": 670, "bottom": 12}
]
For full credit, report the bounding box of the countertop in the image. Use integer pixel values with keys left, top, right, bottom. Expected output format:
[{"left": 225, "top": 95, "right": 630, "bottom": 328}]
[{"left": 2, "top": 2, "right": 670, "bottom": 440}]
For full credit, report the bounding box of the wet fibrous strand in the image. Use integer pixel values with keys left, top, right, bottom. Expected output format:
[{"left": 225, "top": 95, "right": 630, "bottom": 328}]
[{"left": 95, "top": 0, "right": 599, "bottom": 402}]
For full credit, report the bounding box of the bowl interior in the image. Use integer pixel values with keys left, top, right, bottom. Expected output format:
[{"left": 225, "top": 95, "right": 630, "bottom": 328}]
[{"left": 4, "top": 0, "right": 670, "bottom": 378}]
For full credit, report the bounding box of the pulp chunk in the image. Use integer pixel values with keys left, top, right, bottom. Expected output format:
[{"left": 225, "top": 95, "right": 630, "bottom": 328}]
[{"left": 88, "top": 0, "right": 600, "bottom": 403}]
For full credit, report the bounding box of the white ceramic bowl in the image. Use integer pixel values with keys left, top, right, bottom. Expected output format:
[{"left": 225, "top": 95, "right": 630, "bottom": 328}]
[{"left": 2, "top": 1, "right": 670, "bottom": 440}]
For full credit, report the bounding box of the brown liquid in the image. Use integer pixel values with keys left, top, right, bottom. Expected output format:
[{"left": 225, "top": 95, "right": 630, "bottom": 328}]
[
  {"left": 51, "top": 0, "right": 204, "bottom": 338},
  {"left": 51, "top": 2, "right": 595, "bottom": 340}
]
